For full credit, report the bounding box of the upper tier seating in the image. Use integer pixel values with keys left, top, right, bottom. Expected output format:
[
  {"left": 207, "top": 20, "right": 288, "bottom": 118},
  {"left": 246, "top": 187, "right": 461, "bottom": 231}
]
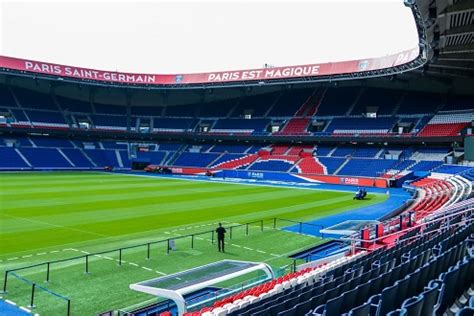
[
  {"left": 419, "top": 123, "right": 469, "bottom": 137},
  {"left": 94, "top": 103, "right": 127, "bottom": 115},
  {"left": 267, "top": 89, "right": 312, "bottom": 117},
  {"left": 131, "top": 106, "right": 163, "bottom": 116},
  {"left": 230, "top": 94, "right": 277, "bottom": 118},
  {"left": 210, "top": 119, "right": 269, "bottom": 134},
  {"left": 351, "top": 88, "right": 402, "bottom": 115},
  {"left": 27, "top": 110, "right": 67, "bottom": 125},
  {"left": 397, "top": 92, "right": 445, "bottom": 114},
  {"left": 0, "top": 85, "right": 18, "bottom": 107},
  {"left": 10, "top": 109, "right": 28, "bottom": 122},
  {"left": 13, "top": 87, "right": 57, "bottom": 110},
  {"left": 444, "top": 95, "right": 474, "bottom": 111},
  {"left": 316, "top": 87, "right": 360, "bottom": 116},
  {"left": 418, "top": 111, "right": 473, "bottom": 137},
  {"left": 153, "top": 118, "right": 198, "bottom": 132},
  {"left": 1, "top": 83, "right": 469, "bottom": 140},
  {"left": 57, "top": 96, "right": 92, "bottom": 113},
  {"left": 172, "top": 152, "right": 220, "bottom": 167},
  {"left": 275, "top": 118, "right": 310, "bottom": 135},
  {"left": 326, "top": 117, "right": 398, "bottom": 135},
  {"left": 198, "top": 99, "right": 237, "bottom": 117},
  {"left": 91, "top": 115, "right": 127, "bottom": 131},
  {"left": 164, "top": 104, "right": 196, "bottom": 117}
]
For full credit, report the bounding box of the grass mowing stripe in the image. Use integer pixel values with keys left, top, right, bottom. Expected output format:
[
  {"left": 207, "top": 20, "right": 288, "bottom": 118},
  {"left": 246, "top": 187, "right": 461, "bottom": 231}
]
[
  {"left": 1, "top": 172, "right": 386, "bottom": 315},
  {"left": 2, "top": 181, "right": 279, "bottom": 212}
]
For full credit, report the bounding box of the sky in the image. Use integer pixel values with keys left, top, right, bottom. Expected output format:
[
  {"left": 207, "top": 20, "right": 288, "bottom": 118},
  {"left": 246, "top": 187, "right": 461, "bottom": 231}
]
[{"left": 0, "top": 0, "right": 419, "bottom": 74}]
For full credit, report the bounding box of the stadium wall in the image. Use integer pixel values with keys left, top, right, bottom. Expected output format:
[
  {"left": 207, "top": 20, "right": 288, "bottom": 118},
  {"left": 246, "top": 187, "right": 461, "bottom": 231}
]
[{"left": 166, "top": 167, "right": 389, "bottom": 188}]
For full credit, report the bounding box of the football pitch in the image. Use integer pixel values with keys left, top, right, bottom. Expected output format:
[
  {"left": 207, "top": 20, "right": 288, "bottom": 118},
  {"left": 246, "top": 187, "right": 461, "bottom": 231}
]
[{"left": 0, "top": 172, "right": 386, "bottom": 315}]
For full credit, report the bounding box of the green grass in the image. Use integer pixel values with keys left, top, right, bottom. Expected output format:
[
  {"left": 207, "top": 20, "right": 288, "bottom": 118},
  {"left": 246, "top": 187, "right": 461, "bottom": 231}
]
[{"left": 0, "top": 172, "right": 387, "bottom": 315}]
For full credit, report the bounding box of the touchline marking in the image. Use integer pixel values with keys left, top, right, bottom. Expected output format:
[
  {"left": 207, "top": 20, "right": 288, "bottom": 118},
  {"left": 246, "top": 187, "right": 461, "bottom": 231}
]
[{"left": 3, "top": 248, "right": 80, "bottom": 263}]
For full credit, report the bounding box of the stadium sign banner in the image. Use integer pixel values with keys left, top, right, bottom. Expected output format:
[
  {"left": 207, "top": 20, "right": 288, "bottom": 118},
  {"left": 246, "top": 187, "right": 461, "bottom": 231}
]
[
  {"left": 0, "top": 47, "right": 418, "bottom": 85},
  {"left": 168, "top": 168, "right": 388, "bottom": 188}
]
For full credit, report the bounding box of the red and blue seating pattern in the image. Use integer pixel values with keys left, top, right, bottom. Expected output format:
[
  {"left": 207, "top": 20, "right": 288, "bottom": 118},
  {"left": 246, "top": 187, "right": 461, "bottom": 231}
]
[{"left": 0, "top": 83, "right": 471, "bottom": 139}]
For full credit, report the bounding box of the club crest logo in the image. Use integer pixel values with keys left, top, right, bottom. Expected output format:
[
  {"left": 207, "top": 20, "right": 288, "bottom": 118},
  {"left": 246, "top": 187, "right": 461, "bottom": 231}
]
[{"left": 358, "top": 60, "right": 369, "bottom": 70}]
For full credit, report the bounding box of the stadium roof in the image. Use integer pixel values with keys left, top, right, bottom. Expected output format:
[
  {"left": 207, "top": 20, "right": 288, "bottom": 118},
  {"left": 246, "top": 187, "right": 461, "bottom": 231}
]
[
  {"left": 415, "top": 0, "right": 474, "bottom": 78},
  {"left": 1, "top": 1, "right": 419, "bottom": 74}
]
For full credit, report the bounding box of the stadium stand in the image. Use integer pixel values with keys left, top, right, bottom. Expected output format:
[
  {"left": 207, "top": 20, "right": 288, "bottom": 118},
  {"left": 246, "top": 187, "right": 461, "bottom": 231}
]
[
  {"left": 210, "top": 119, "right": 270, "bottom": 134},
  {"left": 418, "top": 111, "right": 473, "bottom": 137},
  {"left": 173, "top": 152, "right": 221, "bottom": 167},
  {"left": 182, "top": 205, "right": 473, "bottom": 316}
]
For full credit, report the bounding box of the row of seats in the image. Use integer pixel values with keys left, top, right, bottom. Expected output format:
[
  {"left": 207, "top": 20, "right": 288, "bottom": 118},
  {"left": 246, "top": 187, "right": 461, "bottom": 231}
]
[{"left": 179, "top": 210, "right": 473, "bottom": 316}]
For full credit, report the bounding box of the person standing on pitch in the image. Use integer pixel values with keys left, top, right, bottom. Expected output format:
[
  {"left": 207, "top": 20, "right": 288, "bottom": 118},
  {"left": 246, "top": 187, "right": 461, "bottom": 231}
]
[{"left": 216, "top": 223, "right": 226, "bottom": 252}]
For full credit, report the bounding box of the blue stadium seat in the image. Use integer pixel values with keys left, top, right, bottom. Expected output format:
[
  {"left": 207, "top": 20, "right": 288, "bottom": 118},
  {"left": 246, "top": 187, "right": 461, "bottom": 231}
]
[
  {"left": 0, "top": 147, "right": 30, "bottom": 168},
  {"left": 401, "top": 295, "right": 424, "bottom": 316},
  {"left": 20, "top": 147, "right": 72, "bottom": 168},
  {"left": 173, "top": 152, "right": 220, "bottom": 167},
  {"left": 61, "top": 148, "right": 94, "bottom": 168}
]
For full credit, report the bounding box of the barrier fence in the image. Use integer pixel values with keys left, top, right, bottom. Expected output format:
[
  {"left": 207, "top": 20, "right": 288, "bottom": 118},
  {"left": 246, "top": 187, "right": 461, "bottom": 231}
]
[{"left": 1, "top": 217, "right": 326, "bottom": 315}]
